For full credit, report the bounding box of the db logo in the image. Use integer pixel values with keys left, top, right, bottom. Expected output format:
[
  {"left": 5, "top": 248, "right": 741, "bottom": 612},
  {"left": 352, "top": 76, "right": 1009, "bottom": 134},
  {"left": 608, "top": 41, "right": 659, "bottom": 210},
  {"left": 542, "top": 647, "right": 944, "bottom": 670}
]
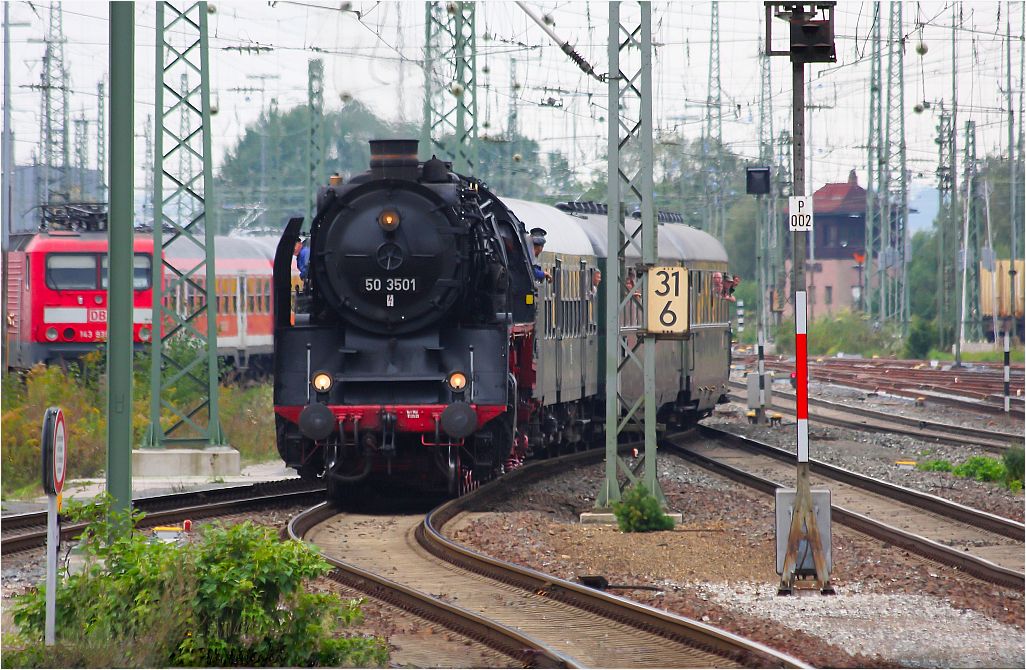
[{"left": 88, "top": 309, "right": 108, "bottom": 322}]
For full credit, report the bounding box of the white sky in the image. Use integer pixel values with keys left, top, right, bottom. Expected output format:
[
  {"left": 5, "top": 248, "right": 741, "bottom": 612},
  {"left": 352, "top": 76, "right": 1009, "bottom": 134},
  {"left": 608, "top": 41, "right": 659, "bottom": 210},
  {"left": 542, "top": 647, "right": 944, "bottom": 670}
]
[{"left": 4, "top": 0, "right": 1023, "bottom": 199}]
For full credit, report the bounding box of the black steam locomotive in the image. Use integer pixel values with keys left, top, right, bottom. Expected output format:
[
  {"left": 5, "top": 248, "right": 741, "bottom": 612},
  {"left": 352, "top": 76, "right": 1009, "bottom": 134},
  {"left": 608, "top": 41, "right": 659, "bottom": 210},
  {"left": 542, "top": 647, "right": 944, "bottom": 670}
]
[{"left": 273, "top": 139, "right": 734, "bottom": 503}]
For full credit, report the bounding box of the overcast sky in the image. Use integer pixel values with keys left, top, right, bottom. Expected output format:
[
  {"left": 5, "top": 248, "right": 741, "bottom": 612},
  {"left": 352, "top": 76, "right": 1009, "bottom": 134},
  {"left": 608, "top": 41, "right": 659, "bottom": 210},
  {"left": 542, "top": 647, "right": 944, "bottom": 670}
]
[{"left": 4, "top": 1, "right": 1023, "bottom": 200}]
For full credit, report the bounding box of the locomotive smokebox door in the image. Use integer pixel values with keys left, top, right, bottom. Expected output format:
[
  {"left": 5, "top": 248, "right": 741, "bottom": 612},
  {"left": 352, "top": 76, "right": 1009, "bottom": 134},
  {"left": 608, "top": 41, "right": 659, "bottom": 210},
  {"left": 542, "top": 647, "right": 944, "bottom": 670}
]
[{"left": 775, "top": 488, "right": 832, "bottom": 575}]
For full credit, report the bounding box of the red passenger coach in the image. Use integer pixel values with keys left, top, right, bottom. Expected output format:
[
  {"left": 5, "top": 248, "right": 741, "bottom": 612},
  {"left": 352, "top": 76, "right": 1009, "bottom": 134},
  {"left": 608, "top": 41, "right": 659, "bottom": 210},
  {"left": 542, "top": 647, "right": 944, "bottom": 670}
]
[
  {"left": 5, "top": 228, "right": 155, "bottom": 368},
  {"left": 163, "top": 235, "right": 277, "bottom": 369}
]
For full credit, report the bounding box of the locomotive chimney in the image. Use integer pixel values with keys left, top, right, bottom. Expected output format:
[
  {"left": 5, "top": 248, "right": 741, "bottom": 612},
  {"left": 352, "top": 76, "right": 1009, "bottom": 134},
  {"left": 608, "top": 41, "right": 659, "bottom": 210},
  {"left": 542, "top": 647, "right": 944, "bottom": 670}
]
[{"left": 369, "top": 139, "right": 420, "bottom": 180}]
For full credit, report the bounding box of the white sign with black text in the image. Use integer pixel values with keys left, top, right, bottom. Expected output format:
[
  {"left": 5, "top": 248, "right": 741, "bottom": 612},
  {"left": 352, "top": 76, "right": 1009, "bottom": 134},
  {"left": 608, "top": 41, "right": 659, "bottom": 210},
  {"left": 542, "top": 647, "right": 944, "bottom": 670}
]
[{"left": 788, "top": 196, "right": 814, "bottom": 232}]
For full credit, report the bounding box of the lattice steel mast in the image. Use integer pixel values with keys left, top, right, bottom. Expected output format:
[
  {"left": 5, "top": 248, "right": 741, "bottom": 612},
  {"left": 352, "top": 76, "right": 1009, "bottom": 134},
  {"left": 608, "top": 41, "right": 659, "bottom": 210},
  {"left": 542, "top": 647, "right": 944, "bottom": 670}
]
[
  {"left": 96, "top": 80, "right": 106, "bottom": 202},
  {"left": 73, "top": 115, "right": 88, "bottom": 199},
  {"left": 143, "top": 113, "right": 154, "bottom": 221},
  {"left": 421, "top": 1, "right": 477, "bottom": 174},
  {"left": 759, "top": 31, "right": 775, "bottom": 335},
  {"left": 959, "top": 120, "right": 984, "bottom": 343},
  {"left": 881, "top": 0, "right": 908, "bottom": 330},
  {"left": 305, "top": 58, "right": 323, "bottom": 229},
  {"left": 775, "top": 128, "right": 792, "bottom": 312},
  {"left": 597, "top": 1, "right": 661, "bottom": 507},
  {"left": 36, "top": 2, "right": 70, "bottom": 206},
  {"left": 935, "top": 104, "right": 955, "bottom": 349},
  {"left": 703, "top": 0, "right": 724, "bottom": 238},
  {"left": 146, "top": 0, "right": 225, "bottom": 449},
  {"left": 864, "top": 1, "right": 882, "bottom": 318}
]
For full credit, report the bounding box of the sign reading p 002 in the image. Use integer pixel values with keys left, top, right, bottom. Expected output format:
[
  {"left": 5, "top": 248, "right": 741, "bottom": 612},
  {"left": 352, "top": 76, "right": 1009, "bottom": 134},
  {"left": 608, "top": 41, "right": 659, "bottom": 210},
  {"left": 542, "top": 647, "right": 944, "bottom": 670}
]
[{"left": 646, "top": 266, "right": 689, "bottom": 335}]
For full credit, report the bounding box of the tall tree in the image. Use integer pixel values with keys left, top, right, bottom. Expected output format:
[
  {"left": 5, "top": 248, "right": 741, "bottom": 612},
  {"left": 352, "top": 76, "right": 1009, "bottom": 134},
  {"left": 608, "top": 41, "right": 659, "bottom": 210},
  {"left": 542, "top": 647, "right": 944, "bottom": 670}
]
[{"left": 218, "top": 101, "right": 417, "bottom": 231}]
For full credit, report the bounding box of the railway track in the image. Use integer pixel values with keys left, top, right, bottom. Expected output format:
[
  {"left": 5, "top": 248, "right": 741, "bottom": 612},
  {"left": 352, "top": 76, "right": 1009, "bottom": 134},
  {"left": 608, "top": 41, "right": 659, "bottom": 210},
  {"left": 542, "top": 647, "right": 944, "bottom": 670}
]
[
  {"left": 1, "top": 479, "right": 322, "bottom": 555},
  {"left": 737, "top": 356, "right": 1025, "bottom": 418},
  {"left": 726, "top": 382, "right": 1021, "bottom": 453},
  {"left": 289, "top": 448, "right": 808, "bottom": 669},
  {"left": 669, "top": 427, "right": 1024, "bottom": 589}
]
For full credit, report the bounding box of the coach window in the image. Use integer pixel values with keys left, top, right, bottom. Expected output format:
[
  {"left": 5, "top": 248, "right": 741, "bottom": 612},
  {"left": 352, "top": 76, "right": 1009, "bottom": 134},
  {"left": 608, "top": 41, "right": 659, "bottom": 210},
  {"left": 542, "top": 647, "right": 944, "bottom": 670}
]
[{"left": 47, "top": 254, "right": 98, "bottom": 290}]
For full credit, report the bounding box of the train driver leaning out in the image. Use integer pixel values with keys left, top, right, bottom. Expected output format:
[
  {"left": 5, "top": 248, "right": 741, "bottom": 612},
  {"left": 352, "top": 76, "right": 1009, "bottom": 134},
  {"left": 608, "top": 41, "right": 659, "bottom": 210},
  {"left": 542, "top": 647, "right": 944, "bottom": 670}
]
[
  {"left": 530, "top": 228, "right": 552, "bottom": 283},
  {"left": 294, "top": 239, "right": 310, "bottom": 282}
]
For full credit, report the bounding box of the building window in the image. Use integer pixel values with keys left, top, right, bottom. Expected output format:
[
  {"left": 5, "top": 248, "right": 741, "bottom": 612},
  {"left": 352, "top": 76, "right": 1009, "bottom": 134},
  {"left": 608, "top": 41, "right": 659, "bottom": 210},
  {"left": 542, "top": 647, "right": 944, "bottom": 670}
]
[{"left": 825, "top": 286, "right": 833, "bottom": 304}]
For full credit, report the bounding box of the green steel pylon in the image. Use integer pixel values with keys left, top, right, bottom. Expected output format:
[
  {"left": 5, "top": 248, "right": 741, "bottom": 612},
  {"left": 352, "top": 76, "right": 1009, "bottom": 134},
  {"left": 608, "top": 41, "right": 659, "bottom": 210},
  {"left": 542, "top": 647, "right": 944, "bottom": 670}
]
[
  {"left": 703, "top": 0, "right": 724, "bottom": 239},
  {"left": 597, "top": 1, "right": 660, "bottom": 508},
  {"left": 960, "top": 121, "right": 984, "bottom": 343},
  {"left": 864, "top": 0, "right": 882, "bottom": 319},
  {"left": 882, "top": 0, "right": 909, "bottom": 332},
  {"left": 421, "top": 1, "right": 477, "bottom": 174},
  {"left": 758, "top": 30, "right": 775, "bottom": 335},
  {"left": 935, "top": 104, "right": 955, "bottom": 349},
  {"left": 145, "top": 0, "right": 225, "bottom": 449},
  {"left": 305, "top": 58, "right": 324, "bottom": 230},
  {"left": 96, "top": 80, "right": 106, "bottom": 202}
]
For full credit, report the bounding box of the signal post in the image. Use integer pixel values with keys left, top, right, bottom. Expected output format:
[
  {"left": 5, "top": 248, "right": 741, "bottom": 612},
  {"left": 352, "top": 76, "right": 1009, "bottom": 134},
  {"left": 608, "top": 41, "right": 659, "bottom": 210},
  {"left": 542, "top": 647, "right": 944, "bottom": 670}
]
[{"left": 765, "top": 1, "right": 836, "bottom": 596}]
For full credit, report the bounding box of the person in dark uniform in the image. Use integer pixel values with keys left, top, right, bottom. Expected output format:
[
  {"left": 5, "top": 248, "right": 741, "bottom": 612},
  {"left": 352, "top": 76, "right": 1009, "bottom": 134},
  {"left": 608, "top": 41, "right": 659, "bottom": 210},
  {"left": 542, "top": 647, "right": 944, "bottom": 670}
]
[
  {"left": 294, "top": 239, "right": 310, "bottom": 281},
  {"left": 530, "top": 227, "right": 551, "bottom": 282}
]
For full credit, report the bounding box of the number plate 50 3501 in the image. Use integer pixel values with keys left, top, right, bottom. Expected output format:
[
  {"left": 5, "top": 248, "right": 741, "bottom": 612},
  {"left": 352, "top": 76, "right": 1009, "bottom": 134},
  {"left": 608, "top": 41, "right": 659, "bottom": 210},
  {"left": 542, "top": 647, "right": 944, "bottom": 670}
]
[{"left": 646, "top": 266, "right": 689, "bottom": 335}]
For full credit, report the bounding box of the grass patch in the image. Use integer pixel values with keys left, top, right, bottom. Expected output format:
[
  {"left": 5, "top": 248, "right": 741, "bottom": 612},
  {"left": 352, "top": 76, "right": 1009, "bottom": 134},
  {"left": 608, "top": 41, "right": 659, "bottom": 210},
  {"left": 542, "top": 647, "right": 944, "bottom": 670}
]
[
  {"left": 924, "top": 347, "right": 1025, "bottom": 364},
  {"left": 916, "top": 459, "right": 953, "bottom": 473},
  {"left": 916, "top": 450, "right": 1024, "bottom": 492},
  {"left": 2, "top": 354, "right": 279, "bottom": 498}
]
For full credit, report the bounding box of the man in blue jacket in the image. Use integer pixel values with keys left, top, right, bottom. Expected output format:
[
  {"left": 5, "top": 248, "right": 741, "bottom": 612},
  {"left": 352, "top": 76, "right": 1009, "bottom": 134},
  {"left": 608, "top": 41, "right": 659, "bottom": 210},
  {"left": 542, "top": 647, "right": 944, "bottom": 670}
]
[
  {"left": 530, "top": 228, "right": 551, "bottom": 283},
  {"left": 294, "top": 239, "right": 310, "bottom": 281}
]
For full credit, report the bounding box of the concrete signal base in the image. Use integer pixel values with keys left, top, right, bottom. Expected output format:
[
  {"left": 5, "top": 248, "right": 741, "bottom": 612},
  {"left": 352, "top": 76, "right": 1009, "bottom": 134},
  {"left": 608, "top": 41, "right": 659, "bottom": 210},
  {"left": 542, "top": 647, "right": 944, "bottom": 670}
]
[{"left": 132, "top": 447, "right": 241, "bottom": 477}]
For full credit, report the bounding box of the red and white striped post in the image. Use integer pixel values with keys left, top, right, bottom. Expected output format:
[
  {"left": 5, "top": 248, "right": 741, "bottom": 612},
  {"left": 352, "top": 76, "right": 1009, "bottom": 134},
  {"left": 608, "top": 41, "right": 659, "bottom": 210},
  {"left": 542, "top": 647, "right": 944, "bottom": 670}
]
[{"left": 795, "top": 291, "right": 809, "bottom": 461}]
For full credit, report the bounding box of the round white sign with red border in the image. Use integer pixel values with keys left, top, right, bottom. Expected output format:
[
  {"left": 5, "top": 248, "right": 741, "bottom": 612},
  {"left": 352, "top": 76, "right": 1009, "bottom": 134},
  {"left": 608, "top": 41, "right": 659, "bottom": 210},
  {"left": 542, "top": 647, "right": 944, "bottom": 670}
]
[{"left": 52, "top": 410, "right": 66, "bottom": 495}]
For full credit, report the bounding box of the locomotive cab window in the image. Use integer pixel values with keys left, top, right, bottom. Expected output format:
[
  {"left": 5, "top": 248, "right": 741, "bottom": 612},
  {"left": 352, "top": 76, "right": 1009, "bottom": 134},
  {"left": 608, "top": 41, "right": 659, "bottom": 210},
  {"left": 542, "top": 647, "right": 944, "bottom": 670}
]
[
  {"left": 100, "top": 254, "right": 153, "bottom": 290},
  {"left": 46, "top": 253, "right": 98, "bottom": 290}
]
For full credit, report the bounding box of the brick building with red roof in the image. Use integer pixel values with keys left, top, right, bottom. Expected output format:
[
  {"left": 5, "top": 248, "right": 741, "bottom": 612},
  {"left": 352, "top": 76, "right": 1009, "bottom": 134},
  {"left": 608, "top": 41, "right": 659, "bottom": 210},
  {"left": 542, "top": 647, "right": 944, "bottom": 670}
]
[{"left": 781, "top": 169, "right": 868, "bottom": 319}]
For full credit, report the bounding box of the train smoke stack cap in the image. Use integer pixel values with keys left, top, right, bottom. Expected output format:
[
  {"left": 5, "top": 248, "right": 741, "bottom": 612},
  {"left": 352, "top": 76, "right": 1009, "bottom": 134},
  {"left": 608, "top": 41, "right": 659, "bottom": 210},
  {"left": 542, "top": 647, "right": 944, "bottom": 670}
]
[{"left": 369, "top": 139, "right": 419, "bottom": 180}]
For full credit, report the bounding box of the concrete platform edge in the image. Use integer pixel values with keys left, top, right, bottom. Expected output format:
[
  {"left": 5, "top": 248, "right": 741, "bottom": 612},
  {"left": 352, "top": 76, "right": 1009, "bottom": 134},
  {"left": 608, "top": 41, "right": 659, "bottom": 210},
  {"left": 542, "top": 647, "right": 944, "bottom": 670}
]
[{"left": 133, "top": 447, "right": 241, "bottom": 477}]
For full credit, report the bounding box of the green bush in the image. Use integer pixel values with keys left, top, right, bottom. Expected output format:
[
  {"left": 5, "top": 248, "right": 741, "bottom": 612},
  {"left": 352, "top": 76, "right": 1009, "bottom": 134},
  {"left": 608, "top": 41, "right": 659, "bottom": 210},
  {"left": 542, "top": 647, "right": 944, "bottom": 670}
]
[
  {"left": 612, "top": 484, "right": 675, "bottom": 532},
  {"left": 916, "top": 459, "right": 954, "bottom": 473},
  {"left": 4, "top": 495, "right": 387, "bottom": 668},
  {"left": 952, "top": 456, "right": 1007, "bottom": 483},
  {"left": 903, "top": 317, "right": 937, "bottom": 359}
]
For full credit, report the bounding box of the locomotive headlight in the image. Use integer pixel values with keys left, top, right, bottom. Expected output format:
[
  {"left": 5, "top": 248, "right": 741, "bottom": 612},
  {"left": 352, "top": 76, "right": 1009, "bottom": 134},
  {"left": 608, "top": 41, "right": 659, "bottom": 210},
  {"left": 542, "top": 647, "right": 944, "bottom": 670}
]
[
  {"left": 139, "top": 327, "right": 151, "bottom": 342},
  {"left": 447, "top": 371, "right": 468, "bottom": 392},
  {"left": 45, "top": 327, "right": 59, "bottom": 342},
  {"left": 311, "top": 372, "right": 334, "bottom": 393},
  {"left": 378, "top": 209, "right": 401, "bottom": 232}
]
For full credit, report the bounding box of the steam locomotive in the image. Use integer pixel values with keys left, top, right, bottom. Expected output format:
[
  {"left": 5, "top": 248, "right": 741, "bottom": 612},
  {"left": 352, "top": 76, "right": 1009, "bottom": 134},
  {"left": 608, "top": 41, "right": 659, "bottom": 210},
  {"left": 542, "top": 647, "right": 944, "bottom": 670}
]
[{"left": 272, "top": 139, "right": 734, "bottom": 503}]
